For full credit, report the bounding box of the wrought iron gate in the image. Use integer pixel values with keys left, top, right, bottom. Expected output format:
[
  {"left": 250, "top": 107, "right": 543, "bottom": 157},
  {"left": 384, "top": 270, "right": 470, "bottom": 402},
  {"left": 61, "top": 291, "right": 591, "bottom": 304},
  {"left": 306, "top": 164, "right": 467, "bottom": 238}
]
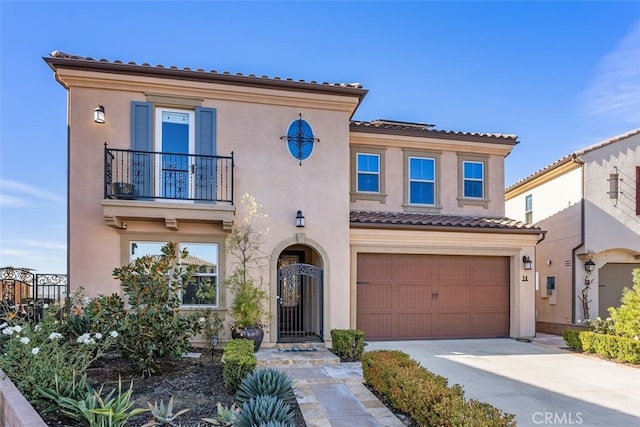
[
  {"left": 277, "top": 263, "right": 323, "bottom": 342},
  {"left": 0, "top": 267, "right": 68, "bottom": 323}
]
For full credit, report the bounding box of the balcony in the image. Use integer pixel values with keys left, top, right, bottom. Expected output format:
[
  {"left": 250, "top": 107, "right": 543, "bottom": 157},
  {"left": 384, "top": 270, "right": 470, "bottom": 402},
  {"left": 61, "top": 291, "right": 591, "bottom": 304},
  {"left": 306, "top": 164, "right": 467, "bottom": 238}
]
[{"left": 102, "top": 146, "right": 235, "bottom": 231}]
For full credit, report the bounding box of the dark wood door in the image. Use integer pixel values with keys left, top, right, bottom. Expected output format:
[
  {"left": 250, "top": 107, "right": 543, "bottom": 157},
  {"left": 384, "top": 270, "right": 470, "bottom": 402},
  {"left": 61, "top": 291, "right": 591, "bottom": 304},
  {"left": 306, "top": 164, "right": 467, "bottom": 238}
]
[{"left": 357, "top": 254, "right": 509, "bottom": 340}]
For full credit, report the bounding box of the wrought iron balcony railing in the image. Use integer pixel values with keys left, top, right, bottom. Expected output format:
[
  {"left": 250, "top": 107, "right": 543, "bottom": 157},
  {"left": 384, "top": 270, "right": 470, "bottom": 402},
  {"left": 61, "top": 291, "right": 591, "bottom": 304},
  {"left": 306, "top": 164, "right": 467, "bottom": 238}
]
[{"left": 104, "top": 145, "right": 234, "bottom": 204}]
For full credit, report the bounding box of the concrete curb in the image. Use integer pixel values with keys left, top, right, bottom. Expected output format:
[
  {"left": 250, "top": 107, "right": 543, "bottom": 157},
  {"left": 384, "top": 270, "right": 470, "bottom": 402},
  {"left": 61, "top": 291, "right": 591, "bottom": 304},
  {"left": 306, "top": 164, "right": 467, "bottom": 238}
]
[{"left": 0, "top": 368, "right": 46, "bottom": 427}]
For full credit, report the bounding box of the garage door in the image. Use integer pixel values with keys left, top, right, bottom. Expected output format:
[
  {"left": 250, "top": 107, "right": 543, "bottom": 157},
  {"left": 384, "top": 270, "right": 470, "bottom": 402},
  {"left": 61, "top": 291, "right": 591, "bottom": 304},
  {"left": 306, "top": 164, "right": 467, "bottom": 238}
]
[
  {"left": 357, "top": 254, "right": 510, "bottom": 340},
  {"left": 598, "top": 263, "right": 640, "bottom": 319}
]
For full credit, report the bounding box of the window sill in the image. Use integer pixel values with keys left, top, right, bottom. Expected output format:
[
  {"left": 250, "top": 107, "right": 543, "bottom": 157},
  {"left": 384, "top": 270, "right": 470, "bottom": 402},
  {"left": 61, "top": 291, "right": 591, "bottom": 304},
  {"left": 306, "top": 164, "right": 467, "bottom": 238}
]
[
  {"left": 350, "top": 192, "right": 387, "bottom": 203},
  {"left": 457, "top": 197, "right": 490, "bottom": 209},
  {"left": 402, "top": 204, "right": 443, "bottom": 214}
]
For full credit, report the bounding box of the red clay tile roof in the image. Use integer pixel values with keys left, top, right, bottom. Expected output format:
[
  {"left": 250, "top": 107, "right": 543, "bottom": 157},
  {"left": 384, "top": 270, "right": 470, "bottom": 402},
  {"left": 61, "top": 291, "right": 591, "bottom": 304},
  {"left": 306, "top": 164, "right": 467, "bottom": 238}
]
[
  {"left": 350, "top": 210, "right": 541, "bottom": 233},
  {"left": 44, "top": 51, "right": 368, "bottom": 101},
  {"left": 350, "top": 120, "right": 519, "bottom": 144},
  {"left": 506, "top": 128, "right": 640, "bottom": 192}
]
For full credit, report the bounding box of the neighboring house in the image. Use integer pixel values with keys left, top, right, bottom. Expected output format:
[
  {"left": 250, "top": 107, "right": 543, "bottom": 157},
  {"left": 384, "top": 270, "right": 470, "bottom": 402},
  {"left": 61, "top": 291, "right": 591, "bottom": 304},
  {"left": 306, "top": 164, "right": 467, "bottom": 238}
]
[
  {"left": 44, "top": 51, "right": 542, "bottom": 346},
  {"left": 505, "top": 129, "right": 640, "bottom": 333}
]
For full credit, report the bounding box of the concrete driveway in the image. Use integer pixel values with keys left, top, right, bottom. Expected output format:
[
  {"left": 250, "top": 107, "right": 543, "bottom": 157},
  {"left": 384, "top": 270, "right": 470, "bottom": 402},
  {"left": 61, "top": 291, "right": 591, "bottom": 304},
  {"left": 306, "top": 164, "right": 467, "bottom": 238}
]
[{"left": 365, "top": 335, "right": 640, "bottom": 427}]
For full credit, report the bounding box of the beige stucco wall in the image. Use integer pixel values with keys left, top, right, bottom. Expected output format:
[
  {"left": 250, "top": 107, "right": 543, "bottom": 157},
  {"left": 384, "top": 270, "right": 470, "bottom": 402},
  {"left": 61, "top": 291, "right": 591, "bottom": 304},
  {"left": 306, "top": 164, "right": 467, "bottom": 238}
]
[
  {"left": 58, "top": 67, "right": 358, "bottom": 346},
  {"left": 350, "top": 132, "right": 511, "bottom": 217},
  {"left": 506, "top": 131, "right": 640, "bottom": 325},
  {"left": 535, "top": 203, "right": 582, "bottom": 325},
  {"left": 350, "top": 228, "right": 540, "bottom": 339}
]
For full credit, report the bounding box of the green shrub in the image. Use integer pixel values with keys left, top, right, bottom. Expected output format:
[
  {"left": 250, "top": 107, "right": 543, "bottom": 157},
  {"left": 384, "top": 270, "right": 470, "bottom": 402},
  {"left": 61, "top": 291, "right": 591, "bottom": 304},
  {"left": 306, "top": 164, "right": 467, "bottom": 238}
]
[
  {"left": 615, "top": 336, "right": 640, "bottom": 364},
  {"left": 235, "top": 396, "right": 294, "bottom": 427},
  {"left": 223, "top": 339, "right": 257, "bottom": 393},
  {"left": 112, "top": 242, "right": 203, "bottom": 376},
  {"left": 570, "top": 331, "right": 640, "bottom": 364},
  {"left": 235, "top": 368, "right": 295, "bottom": 405},
  {"left": 330, "top": 329, "right": 365, "bottom": 361},
  {"left": 362, "top": 350, "right": 515, "bottom": 427},
  {"left": 562, "top": 330, "right": 582, "bottom": 350},
  {"left": 609, "top": 269, "right": 640, "bottom": 338}
]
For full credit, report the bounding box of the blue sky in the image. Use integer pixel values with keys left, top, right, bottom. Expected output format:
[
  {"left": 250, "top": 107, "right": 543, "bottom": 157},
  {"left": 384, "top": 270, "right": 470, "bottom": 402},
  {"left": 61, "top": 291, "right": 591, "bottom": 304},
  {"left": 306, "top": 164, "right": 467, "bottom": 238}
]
[{"left": 1, "top": 1, "right": 639, "bottom": 274}]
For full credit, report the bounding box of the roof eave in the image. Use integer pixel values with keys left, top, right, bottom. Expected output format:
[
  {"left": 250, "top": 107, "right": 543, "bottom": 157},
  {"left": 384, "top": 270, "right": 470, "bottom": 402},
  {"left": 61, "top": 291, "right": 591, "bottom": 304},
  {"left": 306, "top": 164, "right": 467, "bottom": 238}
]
[
  {"left": 350, "top": 221, "right": 542, "bottom": 234},
  {"left": 43, "top": 55, "right": 369, "bottom": 104}
]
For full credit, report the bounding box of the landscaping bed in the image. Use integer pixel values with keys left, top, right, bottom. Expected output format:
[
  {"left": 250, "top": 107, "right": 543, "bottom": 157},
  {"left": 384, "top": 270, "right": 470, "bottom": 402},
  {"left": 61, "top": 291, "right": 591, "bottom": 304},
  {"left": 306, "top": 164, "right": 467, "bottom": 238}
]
[{"left": 40, "top": 348, "right": 307, "bottom": 427}]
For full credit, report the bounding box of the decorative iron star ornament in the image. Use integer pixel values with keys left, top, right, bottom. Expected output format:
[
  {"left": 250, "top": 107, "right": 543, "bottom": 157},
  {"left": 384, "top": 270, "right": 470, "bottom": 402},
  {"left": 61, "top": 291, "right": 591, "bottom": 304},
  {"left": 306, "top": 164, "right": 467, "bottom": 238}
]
[{"left": 281, "top": 113, "right": 319, "bottom": 165}]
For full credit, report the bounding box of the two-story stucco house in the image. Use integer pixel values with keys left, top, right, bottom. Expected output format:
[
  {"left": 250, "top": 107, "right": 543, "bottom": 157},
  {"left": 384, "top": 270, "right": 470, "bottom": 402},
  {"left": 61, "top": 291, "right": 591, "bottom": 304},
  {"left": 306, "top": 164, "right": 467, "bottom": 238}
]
[
  {"left": 45, "top": 51, "right": 542, "bottom": 347},
  {"left": 506, "top": 129, "right": 640, "bottom": 333}
]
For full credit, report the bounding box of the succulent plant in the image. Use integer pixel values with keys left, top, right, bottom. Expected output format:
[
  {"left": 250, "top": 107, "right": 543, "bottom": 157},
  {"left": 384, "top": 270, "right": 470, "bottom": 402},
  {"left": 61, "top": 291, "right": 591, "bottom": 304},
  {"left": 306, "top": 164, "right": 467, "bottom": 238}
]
[
  {"left": 202, "top": 402, "right": 239, "bottom": 426},
  {"left": 142, "top": 395, "right": 190, "bottom": 426},
  {"left": 235, "top": 368, "right": 295, "bottom": 405},
  {"left": 235, "top": 396, "right": 295, "bottom": 427}
]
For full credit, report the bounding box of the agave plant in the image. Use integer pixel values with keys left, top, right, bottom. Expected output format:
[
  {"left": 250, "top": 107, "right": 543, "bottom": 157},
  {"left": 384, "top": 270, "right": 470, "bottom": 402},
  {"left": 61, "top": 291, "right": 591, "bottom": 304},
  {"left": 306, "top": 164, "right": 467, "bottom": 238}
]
[
  {"left": 235, "top": 368, "right": 295, "bottom": 405},
  {"left": 202, "top": 402, "right": 239, "bottom": 426},
  {"left": 141, "top": 395, "right": 190, "bottom": 426},
  {"left": 235, "top": 395, "right": 295, "bottom": 427}
]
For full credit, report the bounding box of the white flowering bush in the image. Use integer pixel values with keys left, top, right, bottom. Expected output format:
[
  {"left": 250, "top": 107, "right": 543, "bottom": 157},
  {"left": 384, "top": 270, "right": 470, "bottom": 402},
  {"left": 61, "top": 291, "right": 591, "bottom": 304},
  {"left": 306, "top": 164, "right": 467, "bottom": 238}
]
[{"left": 0, "top": 304, "right": 117, "bottom": 404}]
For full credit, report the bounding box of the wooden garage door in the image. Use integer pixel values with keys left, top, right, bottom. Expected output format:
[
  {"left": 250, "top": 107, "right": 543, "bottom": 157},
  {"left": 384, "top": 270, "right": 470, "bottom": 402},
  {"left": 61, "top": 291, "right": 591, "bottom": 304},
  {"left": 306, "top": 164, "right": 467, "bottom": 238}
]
[{"left": 357, "top": 254, "right": 509, "bottom": 340}]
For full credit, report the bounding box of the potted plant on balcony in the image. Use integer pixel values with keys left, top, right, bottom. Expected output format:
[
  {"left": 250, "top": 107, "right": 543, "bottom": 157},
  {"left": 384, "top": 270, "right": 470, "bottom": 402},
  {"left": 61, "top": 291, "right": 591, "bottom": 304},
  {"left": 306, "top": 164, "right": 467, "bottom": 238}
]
[
  {"left": 112, "top": 182, "right": 134, "bottom": 198},
  {"left": 224, "top": 194, "right": 270, "bottom": 352}
]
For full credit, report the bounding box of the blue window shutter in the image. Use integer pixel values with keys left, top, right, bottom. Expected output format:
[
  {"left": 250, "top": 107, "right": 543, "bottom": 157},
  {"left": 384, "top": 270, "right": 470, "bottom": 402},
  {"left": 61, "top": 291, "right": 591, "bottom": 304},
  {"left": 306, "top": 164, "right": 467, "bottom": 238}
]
[
  {"left": 130, "top": 102, "right": 153, "bottom": 198},
  {"left": 195, "top": 107, "right": 217, "bottom": 201}
]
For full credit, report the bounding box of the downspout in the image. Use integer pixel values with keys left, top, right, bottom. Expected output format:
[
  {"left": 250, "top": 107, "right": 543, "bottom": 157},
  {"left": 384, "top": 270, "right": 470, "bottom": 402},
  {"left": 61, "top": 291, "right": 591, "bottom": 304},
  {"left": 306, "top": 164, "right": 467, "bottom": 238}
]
[{"left": 570, "top": 154, "right": 585, "bottom": 324}]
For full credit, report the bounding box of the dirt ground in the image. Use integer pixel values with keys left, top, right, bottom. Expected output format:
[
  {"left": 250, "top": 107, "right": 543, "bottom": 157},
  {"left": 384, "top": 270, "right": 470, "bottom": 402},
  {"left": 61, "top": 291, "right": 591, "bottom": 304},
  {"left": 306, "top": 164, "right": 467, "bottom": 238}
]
[{"left": 40, "top": 348, "right": 307, "bottom": 426}]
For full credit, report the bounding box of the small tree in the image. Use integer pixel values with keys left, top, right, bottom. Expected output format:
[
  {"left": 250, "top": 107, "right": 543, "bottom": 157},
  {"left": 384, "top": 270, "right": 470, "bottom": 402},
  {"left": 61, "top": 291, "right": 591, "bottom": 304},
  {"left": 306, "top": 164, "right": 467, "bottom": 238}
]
[
  {"left": 225, "top": 194, "right": 270, "bottom": 333},
  {"left": 608, "top": 269, "right": 640, "bottom": 338},
  {"left": 112, "top": 242, "right": 202, "bottom": 376}
]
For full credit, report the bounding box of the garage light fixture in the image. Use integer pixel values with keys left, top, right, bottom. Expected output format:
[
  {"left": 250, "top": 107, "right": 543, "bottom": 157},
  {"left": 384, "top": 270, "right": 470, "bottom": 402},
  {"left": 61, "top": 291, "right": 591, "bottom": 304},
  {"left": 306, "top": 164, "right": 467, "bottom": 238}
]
[
  {"left": 522, "top": 256, "right": 533, "bottom": 270},
  {"left": 584, "top": 259, "right": 596, "bottom": 274},
  {"left": 295, "top": 210, "right": 305, "bottom": 227}
]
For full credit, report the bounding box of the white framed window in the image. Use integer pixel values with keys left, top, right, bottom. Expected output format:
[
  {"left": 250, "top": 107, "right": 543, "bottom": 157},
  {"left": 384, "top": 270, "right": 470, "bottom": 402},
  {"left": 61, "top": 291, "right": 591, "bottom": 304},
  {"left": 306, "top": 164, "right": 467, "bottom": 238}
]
[
  {"left": 463, "top": 161, "right": 484, "bottom": 199},
  {"left": 350, "top": 146, "right": 386, "bottom": 203},
  {"left": 408, "top": 156, "right": 436, "bottom": 205},
  {"left": 130, "top": 241, "right": 218, "bottom": 307},
  {"left": 356, "top": 153, "right": 380, "bottom": 193},
  {"left": 525, "top": 194, "right": 533, "bottom": 224}
]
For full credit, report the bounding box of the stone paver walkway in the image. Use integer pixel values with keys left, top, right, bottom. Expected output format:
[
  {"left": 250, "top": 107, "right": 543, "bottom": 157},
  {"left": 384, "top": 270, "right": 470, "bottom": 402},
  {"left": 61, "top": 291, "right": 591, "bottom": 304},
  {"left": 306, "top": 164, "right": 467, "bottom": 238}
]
[
  {"left": 256, "top": 348, "right": 404, "bottom": 426},
  {"left": 277, "top": 363, "right": 404, "bottom": 427}
]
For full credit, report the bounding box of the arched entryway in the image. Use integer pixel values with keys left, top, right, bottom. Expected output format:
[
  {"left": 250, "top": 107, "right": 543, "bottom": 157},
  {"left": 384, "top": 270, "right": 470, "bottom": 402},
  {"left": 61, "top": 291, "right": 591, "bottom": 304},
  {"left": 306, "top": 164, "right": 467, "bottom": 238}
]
[{"left": 276, "top": 245, "right": 323, "bottom": 343}]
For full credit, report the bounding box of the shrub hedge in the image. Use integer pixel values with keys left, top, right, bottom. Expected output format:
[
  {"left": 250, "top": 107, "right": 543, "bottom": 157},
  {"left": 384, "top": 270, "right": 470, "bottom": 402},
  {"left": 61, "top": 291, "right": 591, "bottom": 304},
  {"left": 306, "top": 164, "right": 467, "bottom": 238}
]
[
  {"left": 330, "top": 329, "right": 365, "bottom": 361},
  {"left": 361, "top": 350, "right": 516, "bottom": 427},
  {"left": 223, "top": 339, "right": 257, "bottom": 393},
  {"left": 562, "top": 330, "right": 640, "bottom": 364}
]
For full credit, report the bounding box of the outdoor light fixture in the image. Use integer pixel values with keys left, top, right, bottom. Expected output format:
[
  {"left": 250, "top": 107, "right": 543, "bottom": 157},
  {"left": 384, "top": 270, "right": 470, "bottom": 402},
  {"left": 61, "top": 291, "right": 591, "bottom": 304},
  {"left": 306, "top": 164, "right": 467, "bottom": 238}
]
[
  {"left": 295, "top": 210, "right": 305, "bottom": 227},
  {"left": 522, "top": 255, "right": 533, "bottom": 270},
  {"left": 585, "top": 259, "right": 596, "bottom": 274},
  {"left": 93, "top": 105, "right": 105, "bottom": 124}
]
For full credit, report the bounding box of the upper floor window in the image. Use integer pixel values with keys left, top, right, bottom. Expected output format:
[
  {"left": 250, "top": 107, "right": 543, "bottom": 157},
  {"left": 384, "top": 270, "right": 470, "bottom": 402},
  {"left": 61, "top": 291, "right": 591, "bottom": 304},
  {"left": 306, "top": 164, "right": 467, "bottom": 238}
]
[
  {"left": 525, "top": 194, "right": 533, "bottom": 224},
  {"left": 409, "top": 157, "right": 435, "bottom": 205},
  {"left": 463, "top": 161, "right": 484, "bottom": 198},
  {"left": 357, "top": 153, "right": 380, "bottom": 192},
  {"left": 351, "top": 146, "right": 386, "bottom": 203},
  {"left": 130, "top": 241, "right": 219, "bottom": 307},
  {"left": 457, "top": 154, "right": 489, "bottom": 208}
]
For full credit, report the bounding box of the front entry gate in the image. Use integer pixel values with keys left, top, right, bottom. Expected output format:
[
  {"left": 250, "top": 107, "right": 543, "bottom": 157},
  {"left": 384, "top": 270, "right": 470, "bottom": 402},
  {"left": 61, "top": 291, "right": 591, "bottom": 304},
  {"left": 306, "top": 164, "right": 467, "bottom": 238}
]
[{"left": 277, "top": 263, "right": 323, "bottom": 343}]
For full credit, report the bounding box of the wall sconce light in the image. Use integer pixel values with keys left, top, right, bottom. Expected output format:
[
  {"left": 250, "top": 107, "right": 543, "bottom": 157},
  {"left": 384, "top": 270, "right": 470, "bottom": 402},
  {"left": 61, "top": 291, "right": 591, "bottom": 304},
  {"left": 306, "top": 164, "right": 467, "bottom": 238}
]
[
  {"left": 585, "top": 259, "right": 596, "bottom": 274},
  {"left": 522, "top": 256, "right": 533, "bottom": 270},
  {"left": 295, "top": 210, "right": 305, "bottom": 227},
  {"left": 93, "top": 105, "right": 105, "bottom": 124}
]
